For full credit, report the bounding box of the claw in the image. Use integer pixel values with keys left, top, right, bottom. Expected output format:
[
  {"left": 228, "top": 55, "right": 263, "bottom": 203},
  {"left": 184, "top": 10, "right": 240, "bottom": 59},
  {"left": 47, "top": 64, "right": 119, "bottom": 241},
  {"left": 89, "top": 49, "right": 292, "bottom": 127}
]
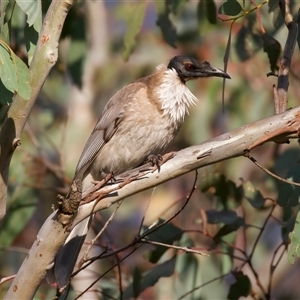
[{"left": 146, "top": 154, "right": 163, "bottom": 172}]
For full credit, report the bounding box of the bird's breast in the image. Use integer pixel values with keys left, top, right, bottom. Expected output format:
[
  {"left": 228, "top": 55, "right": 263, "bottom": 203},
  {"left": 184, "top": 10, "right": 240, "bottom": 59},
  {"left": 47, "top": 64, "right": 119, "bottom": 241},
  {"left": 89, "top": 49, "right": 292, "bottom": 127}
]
[{"left": 90, "top": 110, "right": 179, "bottom": 181}]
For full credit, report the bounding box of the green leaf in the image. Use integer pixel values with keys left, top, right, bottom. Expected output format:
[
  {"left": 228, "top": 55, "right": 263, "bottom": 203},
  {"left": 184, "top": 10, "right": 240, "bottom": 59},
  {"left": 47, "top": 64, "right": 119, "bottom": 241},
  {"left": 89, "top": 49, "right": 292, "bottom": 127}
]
[
  {"left": 235, "top": 21, "right": 262, "bottom": 61},
  {"left": 16, "top": 0, "right": 42, "bottom": 33},
  {"left": 228, "top": 271, "right": 251, "bottom": 300},
  {"left": 0, "top": 78, "right": 14, "bottom": 105},
  {"left": 25, "top": 24, "right": 38, "bottom": 66},
  {"left": 0, "top": 43, "right": 31, "bottom": 100},
  {"left": 243, "top": 181, "right": 265, "bottom": 209},
  {"left": 200, "top": 173, "right": 243, "bottom": 209},
  {"left": 132, "top": 267, "right": 142, "bottom": 298},
  {"left": 123, "top": 257, "right": 176, "bottom": 299},
  {"left": 0, "top": 22, "right": 10, "bottom": 44},
  {"left": 206, "top": 209, "right": 239, "bottom": 224},
  {"left": 282, "top": 210, "right": 295, "bottom": 245},
  {"left": 218, "top": 0, "right": 243, "bottom": 16},
  {"left": 122, "top": 1, "right": 147, "bottom": 61},
  {"left": 167, "top": 0, "right": 187, "bottom": 15},
  {"left": 278, "top": 165, "right": 300, "bottom": 208},
  {"left": 67, "top": 40, "right": 87, "bottom": 88},
  {"left": 213, "top": 217, "right": 245, "bottom": 241},
  {"left": 262, "top": 33, "right": 281, "bottom": 72},
  {"left": 14, "top": 52, "right": 31, "bottom": 100},
  {"left": 143, "top": 219, "right": 183, "bottom": 263},
  {"left": 155, "top": 1, "right": 177, "bottom": 48},
  {"left": 0, "top": 0, "right": 10, "bottom": 35},
  {"left": 0, "top": 196, "right": 36, "bottom": 247},
  {"left": 197, "top": 0, "right": 217, "bottom": 24},
  {"left": 288, "top": 210, "right": 300, "bottom": 264},
  {"left": 177, "top": 252, "right": 202, "bottom": 299}
]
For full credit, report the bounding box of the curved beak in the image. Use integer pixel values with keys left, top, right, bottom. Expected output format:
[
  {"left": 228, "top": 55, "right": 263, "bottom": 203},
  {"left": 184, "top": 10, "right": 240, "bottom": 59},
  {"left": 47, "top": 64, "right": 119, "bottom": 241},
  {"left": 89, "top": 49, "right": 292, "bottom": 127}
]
[{"left": 196, "top": 62, "right": 231, "bottom": 79}]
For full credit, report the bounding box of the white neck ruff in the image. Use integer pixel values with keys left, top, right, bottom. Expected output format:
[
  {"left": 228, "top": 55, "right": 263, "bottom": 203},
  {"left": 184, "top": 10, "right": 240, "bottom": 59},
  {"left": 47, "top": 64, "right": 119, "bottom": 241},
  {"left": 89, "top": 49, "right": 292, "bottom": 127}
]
[{"left": 156, "top": 65, "right": 198, "bottom": 124}]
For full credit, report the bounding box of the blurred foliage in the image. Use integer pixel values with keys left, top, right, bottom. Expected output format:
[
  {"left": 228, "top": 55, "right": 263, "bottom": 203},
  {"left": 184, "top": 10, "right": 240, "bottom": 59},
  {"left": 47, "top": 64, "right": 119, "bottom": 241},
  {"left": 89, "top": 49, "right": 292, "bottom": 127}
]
[{"left": 1, "top": 0, "right": 300, "bottom": 299}]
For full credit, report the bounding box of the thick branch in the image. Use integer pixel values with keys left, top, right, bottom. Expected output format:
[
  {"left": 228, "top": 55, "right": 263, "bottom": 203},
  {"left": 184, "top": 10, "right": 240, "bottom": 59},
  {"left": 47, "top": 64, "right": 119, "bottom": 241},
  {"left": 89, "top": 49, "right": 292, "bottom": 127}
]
[
  {"left": 0, "top": 0, "right": 74, "bottom": 219},
  {"left": 6, "top": 105, "right": 300, "bottom": 299}
]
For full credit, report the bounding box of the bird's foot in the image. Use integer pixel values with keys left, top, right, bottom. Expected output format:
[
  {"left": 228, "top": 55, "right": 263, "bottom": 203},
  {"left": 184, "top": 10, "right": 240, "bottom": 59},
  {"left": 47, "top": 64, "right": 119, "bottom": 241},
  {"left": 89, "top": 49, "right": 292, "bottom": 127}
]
[{"left": 145, "top": 154, "right": 163, "bottom": 172}]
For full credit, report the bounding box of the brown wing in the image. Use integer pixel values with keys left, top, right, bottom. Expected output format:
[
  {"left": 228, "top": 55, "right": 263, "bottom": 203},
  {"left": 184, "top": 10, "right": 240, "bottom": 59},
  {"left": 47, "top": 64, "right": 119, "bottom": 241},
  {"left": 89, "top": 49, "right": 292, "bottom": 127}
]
[{"left": 73, "top": 82, "right": 147, "bottom": 179}]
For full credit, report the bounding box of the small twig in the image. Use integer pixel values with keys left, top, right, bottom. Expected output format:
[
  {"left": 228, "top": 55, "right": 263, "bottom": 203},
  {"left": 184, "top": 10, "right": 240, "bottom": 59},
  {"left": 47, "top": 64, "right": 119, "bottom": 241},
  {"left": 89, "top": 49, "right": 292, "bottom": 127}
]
[
  {"left": 0, "top": 275, "right": 15, "bottom": 285},
  {"left": 78, "top": 200, "right": 123, "bottom": 269},
  {"left": 141, "top": 239, "right": 209, "bottom": 257},
  {"left": 245, "top": 152, "right": 300, "bottom": 187},
  {"left": 178, "top": 273, "right": 229, "bottom": 300},
  {"left": 273, "top": 84, "right": 280, "bottom": 114},
  {"left": 137, "top": 170, "right": 198, "bottom": 240},
  {"left": 74, "top": 244, "right": 143, "bottom": 300},
  {"left": 267, "top": 242, "right": 287, "bottom": 297},
  {"left": 248, "top": 204, "right": 276, "bottom": 262},
  {"left": 138, "top": 186, "right": 157, "bottom": 235}
]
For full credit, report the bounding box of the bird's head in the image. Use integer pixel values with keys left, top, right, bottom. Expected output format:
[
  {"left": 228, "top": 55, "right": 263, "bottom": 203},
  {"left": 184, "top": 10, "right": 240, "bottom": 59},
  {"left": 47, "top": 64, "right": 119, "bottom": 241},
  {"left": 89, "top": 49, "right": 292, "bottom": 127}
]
[{"left": 167, "top": 55, "right": 230, "bottom": 83}]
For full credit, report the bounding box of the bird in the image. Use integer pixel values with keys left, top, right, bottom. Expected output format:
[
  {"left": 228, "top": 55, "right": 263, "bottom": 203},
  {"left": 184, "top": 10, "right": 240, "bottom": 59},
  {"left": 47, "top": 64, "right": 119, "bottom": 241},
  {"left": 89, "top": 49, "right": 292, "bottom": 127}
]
[{"left": 48, "top": 55, "right": 230, "bottom": 288}]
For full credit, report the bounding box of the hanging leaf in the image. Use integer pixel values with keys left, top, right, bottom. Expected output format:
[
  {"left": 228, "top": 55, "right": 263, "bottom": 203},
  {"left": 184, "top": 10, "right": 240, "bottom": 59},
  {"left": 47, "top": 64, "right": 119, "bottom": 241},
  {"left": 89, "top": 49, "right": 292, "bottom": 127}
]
[
  {"left": 200, "top": 173, "right": 243, "bottom": 208},
  {"left": 25, "top": 24, "right": 39, "bottom": 66},
  {"left": 235, "top": 21, "right": 262, "bottom": 61},
  {"left": 205, "top": 209, "right": 239, "bottom": 224},
  {"left": 243, "top": 181, "right": 265, "bottom": 209},
  {"left": 0, "top": 79, "right": 14, "bottom": 105},
  {"left": 0, "top": 194, "right": 36, "bottom": 247},
  {"left": 0, "top": 0, "right": 10, "bottom": 44},
  {"left": 123, "top": 257, "right": 176, "bottom": 299},
  {"left": 278, "top": 165, "right": 300, "bottom": 208},
  {"left": 197, "top": 0, "right": 217, "bottom": 24},
  {"left": 0, "top": 44, "right": 17, "bottom": 92},
  {"left": 218, "top": 0, "right": 243, "bottom": 16},
  {"left": 0, "top": 42, "right": 31, "bottom": 101},
  {"left": 288, "top": 210, "right": 300, "bottom": 264},
  {"left": 167, "top": 0, "right": 187, "bottom": 15},
  {"left": 155, "top": 1, "right": 177, "bottom": 48},
  {"left": 228, "top": 271, "right": 251, "bottom": 299},
  {"left": 143, "top": 219, "right": 183, "bottom": 263},
  {"left": 16, "top": 0, "right": 42, "bottom": 33},
  {"left": 262, "top": 33, "right": 281, "bottom": 72},
  {"left": 122, "top": 1, "right": 147, "bottom": 61},
  {"left": 213, "top": 217, "right": 246, "bottom": 241},
  {"left": 132, "top": 267, "right": 142, "bottom": 298}
]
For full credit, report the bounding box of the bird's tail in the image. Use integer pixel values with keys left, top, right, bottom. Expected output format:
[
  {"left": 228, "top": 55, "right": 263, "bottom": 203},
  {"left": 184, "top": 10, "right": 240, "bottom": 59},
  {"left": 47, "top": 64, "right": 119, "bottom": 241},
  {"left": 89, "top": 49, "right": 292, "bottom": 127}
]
[{"left": 46, "top": 216, "right": 92, "bottom": 288}]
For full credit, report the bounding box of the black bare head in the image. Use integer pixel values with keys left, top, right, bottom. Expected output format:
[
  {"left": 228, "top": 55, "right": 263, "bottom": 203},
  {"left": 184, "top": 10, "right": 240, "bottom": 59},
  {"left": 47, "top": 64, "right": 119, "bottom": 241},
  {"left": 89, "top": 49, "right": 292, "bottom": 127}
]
[{"left": 167, "top": 55, "right": 230, "bottom": 83}]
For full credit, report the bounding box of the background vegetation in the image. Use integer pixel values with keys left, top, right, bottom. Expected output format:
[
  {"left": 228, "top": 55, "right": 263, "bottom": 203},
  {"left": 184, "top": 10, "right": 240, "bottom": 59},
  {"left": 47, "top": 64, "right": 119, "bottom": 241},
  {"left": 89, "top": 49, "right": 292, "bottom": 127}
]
[{"left": 0, "top": 0, "right": 300, "bottom": 299}]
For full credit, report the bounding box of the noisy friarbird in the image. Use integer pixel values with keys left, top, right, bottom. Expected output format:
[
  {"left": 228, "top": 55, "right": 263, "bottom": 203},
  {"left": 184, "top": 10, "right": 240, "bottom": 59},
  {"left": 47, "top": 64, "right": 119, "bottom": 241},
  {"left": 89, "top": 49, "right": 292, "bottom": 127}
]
[{"left": 48, "top": 55, "right": 230, "bottom": 288}]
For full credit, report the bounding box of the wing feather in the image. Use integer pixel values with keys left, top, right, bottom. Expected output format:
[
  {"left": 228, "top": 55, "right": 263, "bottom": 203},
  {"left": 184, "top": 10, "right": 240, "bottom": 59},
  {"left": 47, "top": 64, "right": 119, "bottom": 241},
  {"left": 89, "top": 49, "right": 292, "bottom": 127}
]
[{"left": 74, "top": 82, "right": 147, "bottom": 178}]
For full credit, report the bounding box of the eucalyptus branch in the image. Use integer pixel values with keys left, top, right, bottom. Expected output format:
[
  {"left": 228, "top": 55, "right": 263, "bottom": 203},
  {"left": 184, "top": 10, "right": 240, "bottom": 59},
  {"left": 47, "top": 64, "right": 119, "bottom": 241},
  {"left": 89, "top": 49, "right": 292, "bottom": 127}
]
[
  {"left": 141, "top": 239, "right": 208, "bottom": 257},
  {"left": 3, "top": 1, "right": 75, "bottom": 298},
  {"left": 246, "top": 153, "right": 300, "bottom": 186},
  {"left": 0, "top": 0, "right": 74, "bottom": 219},
  {"left": 6, "top": 105, "right": 300, "bottom": 299}
]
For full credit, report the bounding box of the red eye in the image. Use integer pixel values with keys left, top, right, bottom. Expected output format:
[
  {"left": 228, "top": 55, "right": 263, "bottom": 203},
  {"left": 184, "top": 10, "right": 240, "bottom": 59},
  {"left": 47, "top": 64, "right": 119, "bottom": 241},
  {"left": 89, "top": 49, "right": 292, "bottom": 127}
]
[{"left": 185, "top": 64, "right": 195, "bottom": 71}]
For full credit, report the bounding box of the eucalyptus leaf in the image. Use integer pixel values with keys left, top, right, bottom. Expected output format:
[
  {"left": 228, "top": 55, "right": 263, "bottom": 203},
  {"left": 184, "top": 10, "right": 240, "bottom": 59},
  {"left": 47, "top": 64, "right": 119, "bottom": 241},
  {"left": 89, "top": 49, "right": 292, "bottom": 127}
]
[
  {"left": 0, "top": 42, "right": 31, "bottom": 100},
  {"left": 243, "top": 181, "right": 265, "bottom": 209},
  {"left": 218, "top": 0, "right": 243, "bottom": 16},
  {"left": 16, "top": 0, "right": 42, "bottom": 33},
  {"left": 262, "top": 33, "right": 281, "bottom": 72},
  {"left": 143, "top": 219, "right": 183, "bottom": 263},
  {"left": 288, "top": 210, "right": 300, "bottom": 264},
  {"left": 122, "top": 1, "right": 147, "bottom": 61},
  {"left": 228, "top": 271, "right": 251, "bottom": 300},
  {"left": 155, "top": 1, "right": 177, "bottom": 48},
  {"left": 123, "top": 257, "right": 176, "bottom": 299}
]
